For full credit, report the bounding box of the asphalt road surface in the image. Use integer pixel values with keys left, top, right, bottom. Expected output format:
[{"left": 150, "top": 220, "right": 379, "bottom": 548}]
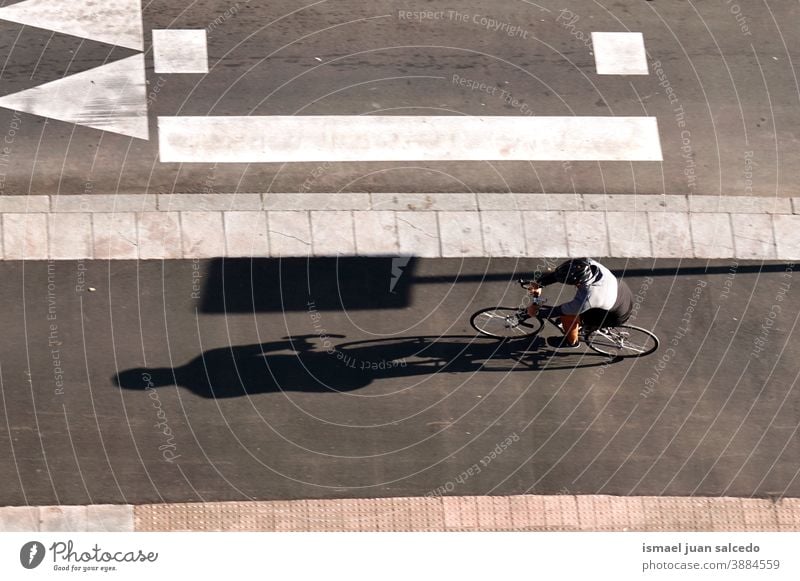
[
  {"left": 0, "top": 257, "right": 797, "bottom": 505},
  {"left": 0, "top": 0, "right": 797, "bottom": 195}
]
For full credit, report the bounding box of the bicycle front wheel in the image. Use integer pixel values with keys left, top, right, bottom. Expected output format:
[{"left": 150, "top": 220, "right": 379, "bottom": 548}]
[
  {"left": 586, "top": 325, "right": 659, "bottom": 358},
  {"left": 470, "top": 307, "right": 543, "bottom": 339}
]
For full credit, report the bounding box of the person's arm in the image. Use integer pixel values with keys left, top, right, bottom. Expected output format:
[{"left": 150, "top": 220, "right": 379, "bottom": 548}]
[
  {"left": 530, "top": 286, "right": 590, "bottom": 319},
  {"left": 554, "top": 286, "right": 591, "bottom": 316},
  {"left": 533, "top": 270, "right": 560, "bottom": 287}
]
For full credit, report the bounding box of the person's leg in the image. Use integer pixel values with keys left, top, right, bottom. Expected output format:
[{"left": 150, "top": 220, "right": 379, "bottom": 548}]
[{"left": 559, "top": 314, "right": 581, "bottom": 345}]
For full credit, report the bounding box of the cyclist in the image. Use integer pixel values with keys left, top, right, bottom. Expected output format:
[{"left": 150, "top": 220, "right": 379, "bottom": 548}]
[{"left": 526, "top": 258, "right": 633, "bottom": 348}]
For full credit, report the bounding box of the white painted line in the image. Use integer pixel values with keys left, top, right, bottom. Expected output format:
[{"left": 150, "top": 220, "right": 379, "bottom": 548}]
[
  {"left": 153, "top": 29, "right": 209, "bottom": 74},
  {"left": 158, "top": 116, "right": 663, "bottom": 162},
  {"left": 0, "top": 54, "right": 148, "bottom": 140},
  {"left": 0, "top": 0, "right": 143, "bottom": 50},
  {"left": 592, "top": 32, "right": 648, "bottom": 75}
]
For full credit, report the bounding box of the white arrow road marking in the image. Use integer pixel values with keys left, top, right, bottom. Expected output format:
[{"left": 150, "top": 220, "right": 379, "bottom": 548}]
[
  {"left": 0, "top": 0, "right": 144, "bottom": 50},
  {"left": 0, "top": 54, "right": 148, "bottom": 140},
  {"left": 158, "top": 116, "right": 662, "bottom": 163}
]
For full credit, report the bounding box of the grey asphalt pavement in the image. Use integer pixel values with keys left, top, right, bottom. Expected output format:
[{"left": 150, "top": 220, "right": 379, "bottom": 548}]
[
  {"left": 0, "top": 0, "right": 797, "bottom": 195},
  {"left": 0, "top": 257, "right": 797, "bottom": 505}
]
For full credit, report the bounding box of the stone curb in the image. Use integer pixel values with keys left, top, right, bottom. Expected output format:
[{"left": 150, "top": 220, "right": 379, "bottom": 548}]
[
  {"left": 0, "top": 505, "right": 134, "bottom": 532},
  {"left": 24, "top": 193, "right": 799, "bottom": 214},
  {"left": 0, "top": 208, "right": 796, "bottom": 260},
  {"left": 1, "top": 496, "right": 798, "bottom": 532}
]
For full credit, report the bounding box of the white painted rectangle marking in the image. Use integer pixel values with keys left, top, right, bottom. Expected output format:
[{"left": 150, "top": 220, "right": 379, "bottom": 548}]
[
  {"left": 158, "top": 116, "right": 663, "bottom": 162},
  {"left": 153, "top": 29, "right": 209, "bottom": 74},
  {"left": 592, "top": 32, "right": 648, "bottom": 75}
]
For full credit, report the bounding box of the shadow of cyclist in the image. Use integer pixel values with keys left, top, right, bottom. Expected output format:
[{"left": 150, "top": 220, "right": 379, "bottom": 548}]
[{"left": 113, "top": 334, "right": 614, "bottom": 399}]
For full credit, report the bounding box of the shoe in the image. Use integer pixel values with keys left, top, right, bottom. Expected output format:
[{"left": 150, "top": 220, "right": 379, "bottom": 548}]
[{"left": 547, "top": 336, "right": 581, "bottom": 349}]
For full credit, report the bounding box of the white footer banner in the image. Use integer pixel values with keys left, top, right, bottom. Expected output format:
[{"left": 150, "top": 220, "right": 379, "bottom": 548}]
[{"left": 1, "top": 532, "right": 798, "bottom": 580}]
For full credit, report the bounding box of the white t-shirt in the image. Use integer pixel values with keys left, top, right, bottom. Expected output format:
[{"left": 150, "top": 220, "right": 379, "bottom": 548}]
[{"left": 557, "top": 259, "right": 619, "bottom": 315}]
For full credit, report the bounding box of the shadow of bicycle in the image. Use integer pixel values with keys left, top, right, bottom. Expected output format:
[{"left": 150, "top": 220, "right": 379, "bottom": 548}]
[{"left": 113, "top": 334, "right": 617, "bottom": 399}]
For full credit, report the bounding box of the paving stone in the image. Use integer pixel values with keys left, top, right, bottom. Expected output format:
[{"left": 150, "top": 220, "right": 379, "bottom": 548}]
[
  {"left": 506, "top": 494, "right": 545, "bottom": 530},
  {"left": 736, "top": 498, "right": 779, "bottom": 531},
  {"left": 442, "top": 496, "right": 478, "bottom": 530},
  {"left": 0, "top": 195, "right": 49, "bottom": 212},
  {"left": 614, "top": 497, "right": 645, "bottom": 531},
  {"left": 87, "top": 505, "right": 135, "bottom": 532},
  {"left": 268, "top": 211, "right": 312, "bottom": 256},
  {"left": 53, "top": 194, "right": 157, "bottom": 212},
  {"left": 224, "top": 211, "right": 269, "bottom": 257},
  {"left": 565, "top": 211, "right": 609, "bottom": 257},
  {"left": 40, "top": 506, "right": 88, "bottom": 532},
  {"left": 310, "top": 211, "right": 355, "bottom": 255},
  {"left": 128, "top": 494, "right": 800, "bottom": 531},
  {"left": 0, "top": 507, "right": 39, "bottom": 531},
  {"left": 522, "top": 211, "right": 568, "bottom": 258},
  {"left": 534, "top": 194, "right": 583, "bottom": 211},
  {"left": 4, "top": 213, "right": 47, "bottom": 259},
  {"left": 477, "top": 193, "right": 583, "bottom": 211},
  {"left": 475, "top": 496, "right": 513, "bottom": 530},
  {"left": 706, "top": 497, "right": 749, "bottom": 531},
  {"left": 481, "top": 211, "right": 526, "bottom": 256},
  {"left": 160, "top": 193, "right": 261, "bottom": 211},
  {"left": 730, "top": 213, "right": 776, "bottom": 259},
  {"left": 647, "top": 212, "right": 692, "bottom": 258},
  {"left": 690, "top": 195, "right": 791, "bottom": 214},
  {"left": 576, "top": 496, "right": 629, "bottom": 531},
  {"left": 92, "top": 213, "right": 138, "bottom": 260},
  {"left": 264, "top": 193, "right": 369, "bottom": 210},
  {"left": 137, "top": 212, "right": 182, "bottom": 259},
  {"left": 439, "top": 211, "right": 484, "bottom": 257},
  {"left": 180, "top": 212, "right": 225, "bottom": 258},
  {"left": 690, "top": 213, "right": 735, "bottom": 258},
  {"left": 770, "top": 215, "right": 800, "bottom": 260},
  {"left": 48, "top": 213, "right": 93, "bottom": 259},
  {"left": 583, "top": 194, "right": 688, "bottom": 213},
  {"left": 606, "top": 212, "right": 652, "bottom": 257},
  {"left": 775, "top": 499, "right": 800, "bottom": 531},
  {"left": 541, "top": 495, "right": 580, "bottom": 530},
  {"left": 371, "top": 193, "right": 477, "bottom": 211},
  {"left": 476, "top": 193, "right": 515, "bottom": 210},
  {"left": 353, "top": 211, "right": 398, "bottom": 255},
  {"left": 396, "top": 212, "right": 440, "bottom": 257}
]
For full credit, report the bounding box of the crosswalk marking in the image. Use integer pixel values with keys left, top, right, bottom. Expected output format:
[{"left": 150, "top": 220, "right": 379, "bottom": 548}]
[
  {"left": 0, "top": 0, "right": 144, "bottom": 50},
  {"left": 157, "top": 116, "right": 662, "bottom": 163},
  {"left": 153, "top": 30, "right": 209, "bottom": 74},
  {"left": 0, "top": 54, "right": 148, "bottom": 139},
  {"left": 592, "top": 32, "right": 649, "bottom": 75}
]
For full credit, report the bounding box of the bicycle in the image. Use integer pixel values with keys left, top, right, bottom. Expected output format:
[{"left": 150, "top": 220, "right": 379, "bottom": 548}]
[{"left": 469, "top": 279, "right": 659, "bottom": 359}]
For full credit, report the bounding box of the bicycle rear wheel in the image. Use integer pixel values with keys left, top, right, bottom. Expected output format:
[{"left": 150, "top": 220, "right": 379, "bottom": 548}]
[
  {"left": 586, "top": 325, "right": 659, "bottom": 358},
  {"left": 470, "top": 307, "right": 543, "bottom": 339}
]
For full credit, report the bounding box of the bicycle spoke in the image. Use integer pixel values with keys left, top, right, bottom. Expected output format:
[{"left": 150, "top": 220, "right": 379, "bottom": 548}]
[
  {"left": 586, "top": 325, "right": 659, "bottom": 358},
  {"left": 484, "top": 312, "right": 507, "bottom": 320},
  {"left": 469, "top": 307, "right": 542, "bottom": 339}
]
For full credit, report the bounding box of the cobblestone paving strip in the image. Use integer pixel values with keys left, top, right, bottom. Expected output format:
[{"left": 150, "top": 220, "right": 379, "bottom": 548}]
[
  {"left": 1, "top": 194, "right": 796, "bottom": 260},
  {"left": 2, "top": 496, "right": 798, "bottom": 531}
]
